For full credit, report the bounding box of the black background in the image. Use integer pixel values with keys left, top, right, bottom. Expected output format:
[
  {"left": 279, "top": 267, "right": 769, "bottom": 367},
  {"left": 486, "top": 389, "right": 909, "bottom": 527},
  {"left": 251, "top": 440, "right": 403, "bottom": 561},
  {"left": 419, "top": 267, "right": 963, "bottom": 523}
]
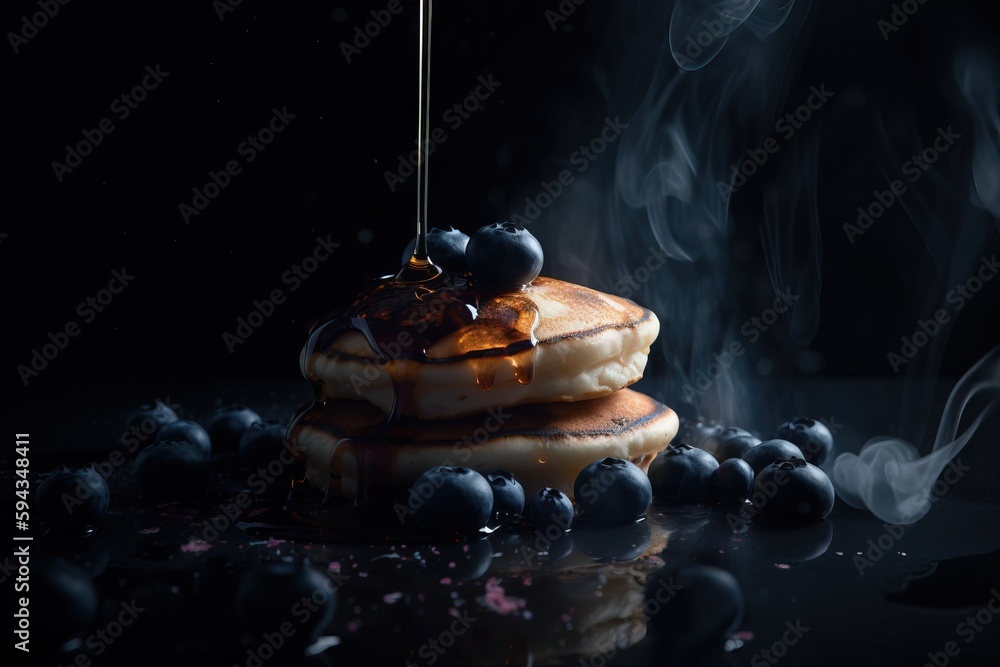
[{"left": 4, "top": 0, "right": 999, "bottom": 394}]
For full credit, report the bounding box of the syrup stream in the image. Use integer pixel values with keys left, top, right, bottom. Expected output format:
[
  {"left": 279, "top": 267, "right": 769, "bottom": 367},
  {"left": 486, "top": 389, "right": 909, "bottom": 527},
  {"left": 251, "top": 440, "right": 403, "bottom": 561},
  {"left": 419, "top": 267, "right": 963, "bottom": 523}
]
[
  {"left": 287, "top": 0, "right": 540, "bottom": 506},
  {"left": 395, "top": 0, "right": 441, "bottom": 284}
]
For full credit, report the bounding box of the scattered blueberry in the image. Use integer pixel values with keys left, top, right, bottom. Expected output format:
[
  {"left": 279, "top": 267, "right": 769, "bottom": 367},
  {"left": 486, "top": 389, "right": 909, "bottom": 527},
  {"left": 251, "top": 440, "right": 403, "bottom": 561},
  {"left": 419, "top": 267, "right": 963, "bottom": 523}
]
[
  {"left": 36, "top": 467, "right": 110, "bottom": 533},
  {"left": 205, "top": 404, "right": 261, "bottom": 453},
  {"left": 647, "top": 443, "right": 719, "bottom": 504},
  {"left": 751, "top": 457, "right": 835, "bottom": 522},
  {"left": 702, "top": 427, "right": 762, "bottom": 462},
  {"left": 742, "top": 439, "right": 804, "bottom": 477},
  {"left": 123, "top": 400, "right": 178, "bottom": 445},
  {"left": 706, "top": 458, "right": 754, "bottom": 506},
  {"left": 157, "top": 419, "right": 212, "bottom": 457},
  {"left": 237, "top": 561, "right": 335, "bottom": 650},
  {"left": 674, "top": 417, "right": 725, "bottom": 448},
  {"left": 401, "top": 226, "right": 470, "bottom": 274},
  {"left": 574, "top": 457, "right": 652, "bottom": 525},
  {"left": 33, "top": 558, "right": 99, "bottom": 652},
  {"left": 528, "top": 487, "right": 574, "bottom": 533},
  {"left": 645, "top": 565, "right": 745, "bottom": 654},
  {"left": 239, "top": 419, "right": 288, "bottom": 469},
  {"left": 133, "top": 441, "right": 209, "bottom": 502},
  {"left": 410, "top": 466, "right": 493, "bottom": 531},
  {"left": 466, "top": 222, "right": 544, "bottom": 287},
  {"left": 486, "top": 469, "right": 525, "bottom": 519},
  {"left": 777, "top": 417, "right": 834, "bottom": 465}
]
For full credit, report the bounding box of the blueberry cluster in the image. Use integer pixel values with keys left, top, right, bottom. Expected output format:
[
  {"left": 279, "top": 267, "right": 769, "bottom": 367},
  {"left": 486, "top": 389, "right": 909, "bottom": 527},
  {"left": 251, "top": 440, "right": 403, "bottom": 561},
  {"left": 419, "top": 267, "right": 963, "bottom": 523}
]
[
  {"left": 35, "top": 400, "right": 292, "bottom": 533},
  {"left": 401, "top": 223, "right": 544, "bottom": 287},
  {"left": 408, "top": 456, "right": 654, "bottom": 534},
  {"left": 645, "top": 416, "right": 837, "bottom": 522}
]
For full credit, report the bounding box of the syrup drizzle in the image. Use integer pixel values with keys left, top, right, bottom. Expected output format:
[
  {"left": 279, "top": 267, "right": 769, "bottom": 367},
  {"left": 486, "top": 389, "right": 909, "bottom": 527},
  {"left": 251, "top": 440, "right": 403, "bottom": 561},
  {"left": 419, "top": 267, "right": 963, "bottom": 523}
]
[{"left": 287, "top": 0, "right": 540, "bottom": 505}]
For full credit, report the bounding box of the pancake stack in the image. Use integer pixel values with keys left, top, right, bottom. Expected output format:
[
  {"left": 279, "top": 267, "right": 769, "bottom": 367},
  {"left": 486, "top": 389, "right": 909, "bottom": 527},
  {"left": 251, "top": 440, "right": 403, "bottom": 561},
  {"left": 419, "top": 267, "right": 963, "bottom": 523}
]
[{"left": 291, "top": 276, "right": 678, "bottom": 504}]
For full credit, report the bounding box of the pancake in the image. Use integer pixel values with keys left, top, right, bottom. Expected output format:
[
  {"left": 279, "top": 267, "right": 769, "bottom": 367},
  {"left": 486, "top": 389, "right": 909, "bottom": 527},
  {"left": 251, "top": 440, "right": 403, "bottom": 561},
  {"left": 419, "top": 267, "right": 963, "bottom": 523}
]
[
  {"left": 305, "top": 276, "right": 659, "bottom": 421},
  {"left": 291, "top": 387, "right": 678, "bottom": 505}
]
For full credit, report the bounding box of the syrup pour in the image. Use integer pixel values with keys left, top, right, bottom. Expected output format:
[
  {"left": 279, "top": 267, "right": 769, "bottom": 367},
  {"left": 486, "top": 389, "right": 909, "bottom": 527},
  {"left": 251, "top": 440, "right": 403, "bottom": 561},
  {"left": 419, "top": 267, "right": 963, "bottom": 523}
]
[
  {"left": 287, "top": 0, "right": 540, "bottom": 505},
  {"left": 395, "top": 0, "right": 441, "bottom": 285}
]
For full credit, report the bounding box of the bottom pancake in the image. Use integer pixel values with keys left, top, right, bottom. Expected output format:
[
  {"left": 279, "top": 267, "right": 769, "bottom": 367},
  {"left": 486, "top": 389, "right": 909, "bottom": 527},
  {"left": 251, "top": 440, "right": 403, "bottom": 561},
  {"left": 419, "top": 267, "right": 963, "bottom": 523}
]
[{"left": 290, "top": 388, "right": 678, "bottom": 506}]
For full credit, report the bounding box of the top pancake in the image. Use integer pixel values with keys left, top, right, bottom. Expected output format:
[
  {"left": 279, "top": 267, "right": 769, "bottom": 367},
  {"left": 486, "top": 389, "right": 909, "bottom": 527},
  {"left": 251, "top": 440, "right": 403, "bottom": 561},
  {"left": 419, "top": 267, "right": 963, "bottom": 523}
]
[{"left": 305, "top": 277, "right": 660, "bottom": 420}]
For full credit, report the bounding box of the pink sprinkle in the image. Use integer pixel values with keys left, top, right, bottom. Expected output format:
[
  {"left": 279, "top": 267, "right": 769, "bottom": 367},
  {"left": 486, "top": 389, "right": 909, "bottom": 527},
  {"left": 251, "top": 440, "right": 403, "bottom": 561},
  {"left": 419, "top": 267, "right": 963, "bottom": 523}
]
[
  {"left": 734, "top": 631, "right": 755, "bottom": 640},
  {"left": 180, "top": 539, "right": 212, "bottom": 553},
  {"left": 774, "top": 563, "right": 791, "bottom": 569},
  {"left": 482, "top": 577, "right": 527, "bottom": 616},
  {"left": 266, "top": 539, "right": 286, "bottom": 548},
  {"left": 383, "top": 592, "right": 403, "bottom": 604},
  {"left": 462, "top": 544, "right": 470, "bottom": 552},
  {"left": 560, "top": 614, "right": 572, "bottom": 623},
  {"left": 347, "top": 621, "right": 360, "bottom": 633},
  {"left": 358, "top": 572, "right": 369, "bottom": 578},
  {"left": 247, "top": 508, "right": 267, "bottom": 517},
  {"left": 329, "top": 562, "right": 341, "bottom": 571},
  {"left": 448, "top": 561, "right": 457, "bottom": 569},
  {"left": 439, "top": 578, "right": 452, "bottom": 585},
  {"left": 303, "top": 544, "right": 312, "bottom": 550},
  {"left": 138, "top": 527, "right": 160, "bottom": 535}
]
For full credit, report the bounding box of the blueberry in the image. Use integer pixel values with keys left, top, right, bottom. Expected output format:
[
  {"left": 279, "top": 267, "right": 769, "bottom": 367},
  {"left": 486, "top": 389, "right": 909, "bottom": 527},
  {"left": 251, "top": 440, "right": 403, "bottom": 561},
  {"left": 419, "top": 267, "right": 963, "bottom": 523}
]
[
  {"left": 574, "top": 457, "right": 652, "bottom": 525},
  {"left": 133, "top": 440, "right": 209, "bottom": 502},
  {"left": 401, "top": 226, "right": 470, "bottom": 274},
  {"left": 706, "top": 458, "right": 754, "bottom": 506},
  {"left": 33, "top": 558, "right": 99, "bottom": 652},
  {"left": 205, "top": 404, "right": 261, "bottom": 453},
  {"left": 239, "top": 419, "right": 288, "bottom": 468},
  {"left": 410, "top": 466, "right": 493, "bottom": 531},
  {"left": 752, "top": 457, "right": 835, "bottom": 522},
  {"left": 528, "top": 487, "right": 574, "bottom": 533},
  {"left": 645, "top": 565, "right": 744, "bottom": 655},
  {"left": 157, "top": 419, "right": 212, "bottom": 457},
  {"left": 123, "top": 399, "right": 179, "bottom": 445},
  {"left": 777, "top": 417, "right": 834, "bottom": 465},
  {"left": 486, "top": 469, "right": 525, "bottom": 519},
  {"left": 237, "top": 561, "right": 335, "bottom": 650},
  {"left": 466, "top": 222, "right": 544, "bottom": 287},
  {"left": 36, "top": 467, "right": 110, "bottom": 533},
  {"left": 742, "top": 439, "right": 804, "bottom": 477},
  {"left": 702, "top": 427, "right": 761, "bottom": 462},
  {"left": 647, "top": 443, "right": 719, "bottom": 504},
  {"left": 674, "top": 417, "right": 725, "bottom": 448}
]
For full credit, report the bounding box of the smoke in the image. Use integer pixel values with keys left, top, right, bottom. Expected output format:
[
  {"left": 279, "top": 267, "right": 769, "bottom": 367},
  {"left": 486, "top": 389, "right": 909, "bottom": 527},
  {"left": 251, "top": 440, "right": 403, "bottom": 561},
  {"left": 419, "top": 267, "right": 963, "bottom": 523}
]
[{"left": 833, "top": 346, "right": 1000, "bottom": 525}]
